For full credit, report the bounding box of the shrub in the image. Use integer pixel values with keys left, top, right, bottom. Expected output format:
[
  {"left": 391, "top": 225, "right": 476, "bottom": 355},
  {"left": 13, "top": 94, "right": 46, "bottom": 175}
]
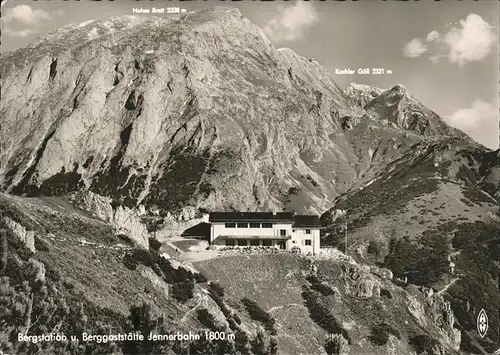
[
  {"left": 380, "top": 289, "right": 392, "bottom": 299},
  {"left": 302, "top": 287, "right": 351, "bottom": 343},
  {"left": 307, "top": 275, "right": 335, "bottom": 296},
  {"left": 196, "top": 308, "right": 222, "bottom": 331},
  {"left": 288, "top": 187, "right": 300, "bottom": 195},
  {"left": 45, "top": 264, "right": 62, "bottom": 282},
  {"left": 193, "top": 272, "right": 208, "bottom": 283},
  {"left": 367, "top": 239, "right": 385, "bottom": 257},
  {"left": 368, "top": 322, "right": 400, "bottom": 346},
  {"left": 382, "top": 234, "right": 451, "bottom": 286},
  {"left": 132, "top": 249, "right": 156, "bottom": 267},
  {"left": 123, "top": 254, "right": 137, "bottom": 270},
  {"left": 250, "top": 331, "right": 267, "bottom": 355},
  {"left": 172, "top": 280, "right": 194, "bottom": 303},
  {"left": 173, "top": 266, "right": 194, "bottom": 283},
  {"left": 234, "top": 330, "right": 250, "bottom": 354},
  {"left": 123, "top": 248, "right": 157, "bottom": 270},
  {"left": 148, "top": 237, "right": 162, "bottom": 251},
  {"left": 34, "top": 236, "right": 50, "bottom": 252},
  {"left": 152, "top": 264, "right": 163, "bottom": 277},
  {"left": 325, "top": 334, "right": 349, "bottom": 355},
  {"left": 117, "top": 234, "right": 133, "bottom": 244},
  {"left": 156, "top": 257, "right": 175, "bottom": 283},
  {"left": 241, "top": 298, "right": 276, "bottom": 334},
  {"left": 208, "top": 281, "right": 225, "bottom": 298},
  {"left": 268, "top": 335, "right": 278, "bottom": 355},
  {"left": 409, "top": 334, "right": 442, "bottom": 354}
]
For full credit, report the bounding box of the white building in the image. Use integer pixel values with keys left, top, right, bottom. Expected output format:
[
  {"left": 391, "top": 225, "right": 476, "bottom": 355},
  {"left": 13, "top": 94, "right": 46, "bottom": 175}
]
[{"left": 209, "top": 212, "right": 321, "bottom": 255}]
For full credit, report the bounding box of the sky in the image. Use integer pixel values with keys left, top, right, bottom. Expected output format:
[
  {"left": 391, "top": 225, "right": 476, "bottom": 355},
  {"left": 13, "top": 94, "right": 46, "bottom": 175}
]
[{"left": 1, "top": 0, "right": 499, "bottom": 149}]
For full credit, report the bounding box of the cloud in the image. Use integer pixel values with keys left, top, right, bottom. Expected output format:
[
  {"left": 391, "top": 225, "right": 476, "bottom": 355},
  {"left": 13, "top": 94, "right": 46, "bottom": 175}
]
[
  {"left": 3, "top": 5, "right": 51, "bottom": 25},
  {"left": 263, "top": 1, "right": 319, "bottom": 42},
  {"left": 2, "top": 5, "right": 63, "bottom": 38},
  {"left": 445, "top": 100, "right": 496, "bottom": 130},
  {"left": 425, "top": 30, "right": 440, "bottom": 42},
  {"left": 3, "top": 27, "right": 39, "bottom": 38},
  {"left": 402, "top": 14, "right": 496, "bottom": 66},
  {"left": 444, "top": 100, "right": 499, "bottom": 149},
  {"left": 443, "top": 13, "right": 496, "bottom": 66},
  {"left": 402, "top": 38, "right": 427, "bottom": 58}
]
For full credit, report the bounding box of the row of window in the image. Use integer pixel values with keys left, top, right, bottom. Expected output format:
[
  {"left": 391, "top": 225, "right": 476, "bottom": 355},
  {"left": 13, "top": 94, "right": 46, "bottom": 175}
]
[
  {"left": 226, "top": 239, "right": 281, "bottom": 247},
  {"left": 226, "top": 239, "right": 312, "bottom": 246},
  {"left": 224, "top": 222, "right": 273, "bottom": 228},
  {"left": 224, "top": 222, "right": 311, "bottom": 234}
]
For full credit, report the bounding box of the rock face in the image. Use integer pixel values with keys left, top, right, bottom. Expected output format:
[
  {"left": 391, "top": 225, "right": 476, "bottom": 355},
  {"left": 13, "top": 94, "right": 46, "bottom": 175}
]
[
  {"left": 343, "top": 83, "right": 384, "bottom": 107},
  {"left": 0, "top": 7, "right": 469, "bottom": 216},
  {"left": 364, "top": 84, "right": 468, "bottom": 138},
  {"left": 70, "top": 191, "right": 149, "bottom": 248},
  {"left": 4, "top": 217, "right": 36, "bottom": 253},
  {"left": 0, "top": 8, "right": 351, "bottom": 215},
  {"left": 113, "top": 205, "right": 149, "bottom": 249},
  {"left": 28, "top": 258, "right": 46, "bottom": 283}
]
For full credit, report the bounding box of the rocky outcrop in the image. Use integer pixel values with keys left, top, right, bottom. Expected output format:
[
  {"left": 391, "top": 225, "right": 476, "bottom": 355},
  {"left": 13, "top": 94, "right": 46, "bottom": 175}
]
[
  {"left": 343, "top": 83, "right": 384, "bottom": 107},
  {"left": 28, "top": 259, "right": 46, "bottom": 283},
  {"left": 406, "top": 294, "right": 428, "bottom": 327},
  {"left": 4, "top": 217, "right": 36, "bottom": 253},
  {"left": 70, "top": 191, "right": 149, "bottom": 248},
  {"left": 364, "top": 84, "right": 469, "bottom": 139},
  {"left": 341, "top": 264, "right": 382, "bottom": 299},
  {"left": 405, "top": 288, "right": 462, "bottom": 352},
  {"left": 69, "top": 191, "right": 114, "bottom": 222},
  {"left": 113, "top": 205, "right": 149, "bottom": 249},
  {"left": 353, "top": 275, "right": 377, "bottom": 299}
]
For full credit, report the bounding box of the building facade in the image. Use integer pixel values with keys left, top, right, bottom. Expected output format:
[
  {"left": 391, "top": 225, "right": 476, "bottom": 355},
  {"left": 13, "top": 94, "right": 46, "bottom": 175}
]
[{"left": 209, "top": 212, "right": 321, "bottom": 255}]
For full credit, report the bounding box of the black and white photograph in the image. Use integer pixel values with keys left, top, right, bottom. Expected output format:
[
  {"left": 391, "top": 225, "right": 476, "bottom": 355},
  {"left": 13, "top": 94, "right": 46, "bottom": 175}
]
[{"left": 0, "top": 0, "right": 499, "bottom": 354}]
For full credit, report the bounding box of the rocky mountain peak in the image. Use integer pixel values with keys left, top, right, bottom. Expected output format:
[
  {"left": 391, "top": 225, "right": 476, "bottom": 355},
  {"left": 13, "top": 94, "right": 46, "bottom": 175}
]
[
  {"left": 363, "top": 84, "right": 469, "bottom": 138},
  {"left": 0, "top": 8, "right": 352, "bottom": 214},
  {"left": 343, "top": 82, "right": 384, "bottom": 107}
]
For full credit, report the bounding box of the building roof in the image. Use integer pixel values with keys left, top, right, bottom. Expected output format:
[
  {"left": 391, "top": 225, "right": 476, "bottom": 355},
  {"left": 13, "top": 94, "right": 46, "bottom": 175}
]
[
  {"left": 209, "top": 212, "right": 322, "bottom": 227},
  {"left": 209, "top": 212, "right": 294, "bottom": 222},
  {"left": 292, "top": 215, "right": 321, "bottom": 228}
]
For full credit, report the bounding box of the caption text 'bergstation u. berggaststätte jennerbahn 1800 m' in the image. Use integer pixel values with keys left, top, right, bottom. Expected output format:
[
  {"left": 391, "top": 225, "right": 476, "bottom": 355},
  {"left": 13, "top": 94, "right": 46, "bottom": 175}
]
[{"left": 0, "top": 1, "right": 499, "bottom": 355}]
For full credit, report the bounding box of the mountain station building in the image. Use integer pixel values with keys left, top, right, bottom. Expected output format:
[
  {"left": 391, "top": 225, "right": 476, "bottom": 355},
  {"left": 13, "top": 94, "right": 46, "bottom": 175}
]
[{"left": 209, "top": 212, "right": 321, "bottom": 255}]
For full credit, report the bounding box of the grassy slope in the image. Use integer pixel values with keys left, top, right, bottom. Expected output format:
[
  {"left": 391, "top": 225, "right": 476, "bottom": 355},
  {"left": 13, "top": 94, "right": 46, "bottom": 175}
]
[
  {"left": 0, "top": 193, "right": 217, "bottom": 355},
  {"left": 0, "top": 193, "right": 178, "bottom": 316},
  {"left": 195, "top": 254, "right": 324, "bottom": 355},
  {"left": 194, "top": 253, "right": 461, "bottom": 355},
  {"left": 321, "top": 143, "right": 500, "bottom": 354}
]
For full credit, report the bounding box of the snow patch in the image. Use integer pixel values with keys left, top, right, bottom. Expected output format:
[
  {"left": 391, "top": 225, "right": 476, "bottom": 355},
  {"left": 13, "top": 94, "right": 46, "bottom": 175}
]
[
  {"left": 77, "top": 20, "right": 96, "bottom": 28},
  {"left": 87, "top": 28, "right": 100, "bottom": 40}
]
